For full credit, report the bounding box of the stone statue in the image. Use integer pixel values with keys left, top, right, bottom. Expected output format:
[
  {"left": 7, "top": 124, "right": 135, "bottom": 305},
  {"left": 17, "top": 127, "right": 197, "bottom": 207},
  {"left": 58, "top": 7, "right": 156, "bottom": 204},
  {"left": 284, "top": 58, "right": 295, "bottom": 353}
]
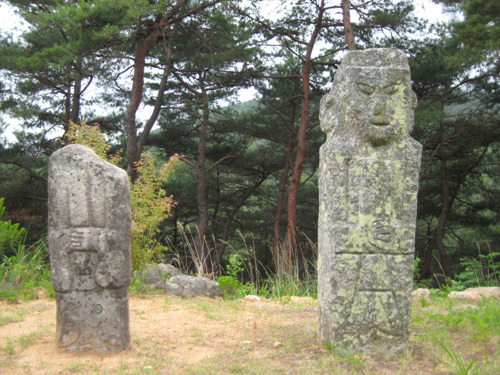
[
  {"left": 48, "top": 144, "right": 132, "bottom": 353},
  {"left": 318, "top": 48, "right": 422, "bottom": 354}
]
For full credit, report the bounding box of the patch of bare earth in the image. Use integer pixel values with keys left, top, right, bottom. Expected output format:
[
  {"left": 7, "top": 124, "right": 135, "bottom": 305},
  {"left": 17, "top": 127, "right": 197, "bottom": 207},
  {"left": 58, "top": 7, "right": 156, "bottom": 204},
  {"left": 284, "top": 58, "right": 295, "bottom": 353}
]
[{"left": 0, "top": 292, "right": 496, "bottom": 374}]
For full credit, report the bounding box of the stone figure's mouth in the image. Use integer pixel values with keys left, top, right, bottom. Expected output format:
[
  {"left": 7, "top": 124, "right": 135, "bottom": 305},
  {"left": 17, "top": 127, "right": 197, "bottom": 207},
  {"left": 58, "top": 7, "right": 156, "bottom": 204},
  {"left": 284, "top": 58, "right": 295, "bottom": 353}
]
[{"left": 370, "top": 116, "right": 390, "bottom": 126}]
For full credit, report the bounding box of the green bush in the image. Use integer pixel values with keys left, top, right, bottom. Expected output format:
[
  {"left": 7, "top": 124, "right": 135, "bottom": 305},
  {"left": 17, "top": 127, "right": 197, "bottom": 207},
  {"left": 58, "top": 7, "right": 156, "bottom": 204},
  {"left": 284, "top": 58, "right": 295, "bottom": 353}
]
[
  {"left": 431, "top": 245, "right": 500, "bottom": 296},
  {"left": 0, "top": 236, "right": 52, "bottom": 302},
  {"left": 0, "top": 198, "right": 25, "bottom": 259},
  {"left": 217, "top": 254, "right": 265, "bottom": 299},
  {"left": 217, "top": 276, "right": 241, "bottom": 298},
  {"left": 456, "top": 246, "right": 499, "bottom": 288},
  {"left": 0, "top": 198, "right": 52, "bottom": 301},
  {"left": 217, "top": 254, "right": 244, "bottom": 299}
]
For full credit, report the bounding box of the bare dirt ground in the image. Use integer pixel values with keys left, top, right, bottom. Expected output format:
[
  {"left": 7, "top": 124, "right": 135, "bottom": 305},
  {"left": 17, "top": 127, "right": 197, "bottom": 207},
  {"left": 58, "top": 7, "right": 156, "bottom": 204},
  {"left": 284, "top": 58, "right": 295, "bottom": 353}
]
[{"left": 0, "top": 291, "right": 496, "bottom": 374}]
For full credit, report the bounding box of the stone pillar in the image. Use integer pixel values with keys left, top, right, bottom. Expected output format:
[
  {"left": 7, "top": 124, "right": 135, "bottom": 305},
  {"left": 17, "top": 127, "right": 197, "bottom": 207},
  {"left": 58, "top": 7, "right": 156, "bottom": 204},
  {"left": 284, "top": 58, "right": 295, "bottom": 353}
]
[
  {"left": 48, "top": 144, "right": 132, "bottom": 353},
  {"left": 318, "top": 48, "right": 422, "bottom": 354}
]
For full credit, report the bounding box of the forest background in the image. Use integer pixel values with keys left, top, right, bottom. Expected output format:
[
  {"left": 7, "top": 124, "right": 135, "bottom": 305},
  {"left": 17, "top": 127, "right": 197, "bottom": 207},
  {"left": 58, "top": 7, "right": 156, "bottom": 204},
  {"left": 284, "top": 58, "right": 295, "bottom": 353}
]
[{"left": 0, "top": 0, "right": 499, "bottom": 296}]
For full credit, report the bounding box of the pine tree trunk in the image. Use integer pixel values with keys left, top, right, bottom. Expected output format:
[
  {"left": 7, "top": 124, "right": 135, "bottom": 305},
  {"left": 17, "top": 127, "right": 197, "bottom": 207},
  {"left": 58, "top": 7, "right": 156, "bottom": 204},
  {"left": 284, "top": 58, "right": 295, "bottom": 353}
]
[
  {"left": 419, "top": 229, "right": 435, "bottom": 280},
  {"left": 273, "top": 108, "right": 295, "bottom": 274},
  {"left": 125, "top": 29, "right": 160, "bottom": 180},
  {"left": 70, "top": 75, "right": 82, "bottom": 124},
  {"left": 194, "top": 80, "right": 210, "bottom": 275},
  {"left": 137, "top": 43, "right": 174, "bottom": 157},
  {"left": 283, "top": 0, "right": 325, "bottom": 272},
  {"left": 341, "top": 0, "right": 357, "bottom": 50},
  {"left": 435, "top": 154, "right": 454, "bottom": 278}
]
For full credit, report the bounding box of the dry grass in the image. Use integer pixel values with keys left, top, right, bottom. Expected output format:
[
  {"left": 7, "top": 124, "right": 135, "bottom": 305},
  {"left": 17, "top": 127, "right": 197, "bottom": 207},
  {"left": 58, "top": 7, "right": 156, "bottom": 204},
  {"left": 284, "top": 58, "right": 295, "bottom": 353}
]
[{"left": 0, "top": 290, "right": 498, "bottom": 374}]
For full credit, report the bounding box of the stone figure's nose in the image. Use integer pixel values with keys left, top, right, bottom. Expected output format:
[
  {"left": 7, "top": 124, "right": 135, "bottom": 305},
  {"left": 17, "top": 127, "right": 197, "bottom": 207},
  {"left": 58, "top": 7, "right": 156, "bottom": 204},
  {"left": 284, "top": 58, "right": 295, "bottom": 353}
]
[{"left": 371, "top": 99, "right": 389, "bottom": 125}]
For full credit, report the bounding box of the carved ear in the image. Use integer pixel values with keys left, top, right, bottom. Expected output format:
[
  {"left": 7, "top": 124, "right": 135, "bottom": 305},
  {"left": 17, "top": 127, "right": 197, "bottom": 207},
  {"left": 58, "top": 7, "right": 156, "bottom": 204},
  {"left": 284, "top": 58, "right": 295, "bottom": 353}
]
[
  {"left": 406, "top": 90, "right": 418, "bottom": 134},
  {"left": 320, "top": 93, "right": 334, "bottom": 116},
  {"left": 319, "top": 92, "right": 337, "bottom": 134},
  {"left": 410, "top": 90, "right": 418, "bottom": 111}
]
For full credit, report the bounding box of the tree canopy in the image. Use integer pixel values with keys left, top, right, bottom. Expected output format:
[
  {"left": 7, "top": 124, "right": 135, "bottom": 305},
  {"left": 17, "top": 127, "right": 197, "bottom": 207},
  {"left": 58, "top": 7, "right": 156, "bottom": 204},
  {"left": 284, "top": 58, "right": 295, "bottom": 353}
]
[{"left": 0, "top": 0, "right": 498, "bottom": 284}]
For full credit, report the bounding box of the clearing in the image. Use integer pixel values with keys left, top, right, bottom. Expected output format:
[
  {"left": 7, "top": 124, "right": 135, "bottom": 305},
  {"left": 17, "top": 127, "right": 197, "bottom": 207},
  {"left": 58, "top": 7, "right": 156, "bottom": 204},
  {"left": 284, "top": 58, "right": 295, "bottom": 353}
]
[{"left": 0, "top": 291, "right": 498, "bottom": 374}]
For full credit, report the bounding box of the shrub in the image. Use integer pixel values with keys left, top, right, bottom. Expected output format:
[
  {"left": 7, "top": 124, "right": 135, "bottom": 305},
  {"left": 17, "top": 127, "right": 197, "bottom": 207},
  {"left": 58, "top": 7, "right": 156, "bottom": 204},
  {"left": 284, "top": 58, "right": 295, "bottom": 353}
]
[
  {"left": 217, "top": 254, "right": 260, "bottom": 299},
  {"left": 217, "top": 276, "right": 241, "bottom": 299},
  {"left": 0, "top": 198, "right": 25, "bottom": 259},
  {"left": 65, "top": 121, "right": 121, "bottom": 165},
  {"left": 0, "top": 236, "right": 52, "bottom": 301},
  {"left": 130, "top": 153, "right": 178, "bottom": 271},
  {"left": 456, "top": 244, "right": 499, "bottom": 288}
]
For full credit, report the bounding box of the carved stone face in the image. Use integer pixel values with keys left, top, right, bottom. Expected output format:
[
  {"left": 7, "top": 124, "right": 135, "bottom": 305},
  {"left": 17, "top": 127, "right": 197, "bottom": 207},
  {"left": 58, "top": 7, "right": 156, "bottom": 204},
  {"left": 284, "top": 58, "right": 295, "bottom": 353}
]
[
  {"left": 320, "top": 49, "right": 418, "bottom": 147},
  {"left": 344, "top": 67, "right": 411, "bottom": 146}
]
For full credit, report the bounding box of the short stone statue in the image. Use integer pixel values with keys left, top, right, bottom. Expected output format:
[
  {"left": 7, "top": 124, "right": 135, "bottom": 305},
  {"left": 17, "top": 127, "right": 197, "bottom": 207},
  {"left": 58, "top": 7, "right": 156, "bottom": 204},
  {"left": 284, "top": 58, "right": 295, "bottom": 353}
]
[
  {"left": 318, "top": 48, "right": 422, "bottom": 354},
  {"left": 48, "top": 144, "right": 132, "bottom": 353}
]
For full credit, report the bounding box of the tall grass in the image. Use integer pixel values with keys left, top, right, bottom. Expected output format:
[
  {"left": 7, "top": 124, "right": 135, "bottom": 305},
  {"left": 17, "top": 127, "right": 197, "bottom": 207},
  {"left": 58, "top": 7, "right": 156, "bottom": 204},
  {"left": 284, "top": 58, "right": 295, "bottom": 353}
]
[
  {"left": 0, "top": 236, "right": 53, "bottom": 301},
  {"left": 456, "top": 242, "right": 499, "bottom": 288},
  {"left": 166, "top": 223, "right": 221, "bottom": 278},
  {"left": 162, "top": 223, "right": 318, "bottom": 299},
  {"left": 265, "top": 233, "right": 318, "bottom": 299}
]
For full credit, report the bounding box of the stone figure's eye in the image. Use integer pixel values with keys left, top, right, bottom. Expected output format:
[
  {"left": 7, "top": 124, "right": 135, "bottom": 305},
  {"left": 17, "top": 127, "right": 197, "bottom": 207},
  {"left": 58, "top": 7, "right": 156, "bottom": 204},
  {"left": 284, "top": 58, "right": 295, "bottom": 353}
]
[
  {"left": 358, "top": 83, "right": 375, "bottom": 95},
  {"left": 321, "top": 93, "right": 334, "bottom": 108},
  {"left": 384, "top": 84, "right": 398, "bottom": 95}
]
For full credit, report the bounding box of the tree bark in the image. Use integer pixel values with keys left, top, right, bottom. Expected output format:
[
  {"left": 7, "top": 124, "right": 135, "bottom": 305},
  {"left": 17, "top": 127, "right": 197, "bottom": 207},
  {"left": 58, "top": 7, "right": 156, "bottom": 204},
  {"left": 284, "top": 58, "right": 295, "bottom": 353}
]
[
  {"left": 64, "top": 78, "right": 72, "bottom": 132},
  {"left": 283, "top": 0, "right": 325, "bottom": 272},
  {"left": 435, "top": 153, "right": 454, "bottom": 278},
  {"left": 419, "top": 227, "right": 435, "bottom": 280},
  {"left": 137, "top": 43, "right": 174, "bottom": 157},
  {"left": 70, "top": 75, "right": 82, "bottom": 124},
  {"left": 124, "top": 0, "right": 191, "bottom": 179},
  {"left": 124, "top": 27, "right": 161, "bottom": 179},
  {"left": 273, "top": 106, "right": 295, "bottom": 274},
  {"left": 193, "top": 75, "right": 210, "bottom": 274},
  {"left": 341, "top": 0, "right": 357, "bottom": 50}
]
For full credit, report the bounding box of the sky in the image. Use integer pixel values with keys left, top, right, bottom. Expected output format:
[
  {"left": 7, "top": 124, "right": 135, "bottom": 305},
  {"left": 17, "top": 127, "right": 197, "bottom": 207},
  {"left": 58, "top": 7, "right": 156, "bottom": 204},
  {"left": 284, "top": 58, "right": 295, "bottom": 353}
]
[
  {"left": 0, "top": 2, "right": 27, "bottom": 37},
  {"left": 0, "top": 1, "right": 449, "bottom": 42}
]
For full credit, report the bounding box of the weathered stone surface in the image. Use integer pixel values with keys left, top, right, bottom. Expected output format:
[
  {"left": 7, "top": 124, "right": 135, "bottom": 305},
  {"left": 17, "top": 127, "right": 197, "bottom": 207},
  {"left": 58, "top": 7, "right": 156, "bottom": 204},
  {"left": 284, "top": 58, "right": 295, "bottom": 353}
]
[
  {"left": 412, "top": 288, "right": 431, "bottom": 307},
  {"left": 448, "top": 287, "right": 500, "bottom": 303},
  {"left": 143, "top": 263, "right": 183, "bottom": 285},
  {"left": 318, "top": 48, "right": 422, "bottom": 355},
  {"left": 157, "top": 275, "right": 221, "bottom": 298},
  {"left": 48, "top": 144, "right": 132, "bottom": 353}
]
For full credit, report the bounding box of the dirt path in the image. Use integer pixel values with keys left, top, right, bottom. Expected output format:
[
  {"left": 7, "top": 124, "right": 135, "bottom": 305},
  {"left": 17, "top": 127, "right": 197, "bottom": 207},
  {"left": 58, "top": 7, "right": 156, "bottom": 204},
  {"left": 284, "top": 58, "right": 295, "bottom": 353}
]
[
  {"left": 0, "top": 292, "right": 470, "bottom": 374},
  {"left": 0, "top": 293, "right": 326, "bottom": 374}
]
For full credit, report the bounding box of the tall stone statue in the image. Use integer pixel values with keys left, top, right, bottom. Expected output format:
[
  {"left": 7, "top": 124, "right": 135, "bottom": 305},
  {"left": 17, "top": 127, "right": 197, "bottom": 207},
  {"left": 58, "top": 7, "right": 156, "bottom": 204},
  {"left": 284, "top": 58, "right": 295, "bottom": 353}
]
[
  {"left": 318, "top": 49, "right": 422, "bottom": 354},
  {"left": 48, "top": 144, "right": 132, "bottom": 353}
]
